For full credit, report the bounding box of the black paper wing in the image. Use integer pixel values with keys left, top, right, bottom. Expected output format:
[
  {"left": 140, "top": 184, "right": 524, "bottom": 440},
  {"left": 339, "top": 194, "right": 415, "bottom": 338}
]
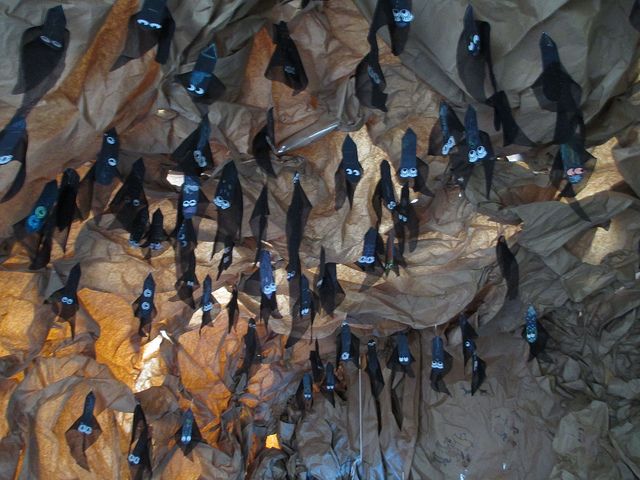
[
  {"left": 0, "top": 114, "right": 28, "bottom": 203},
  {"left": 496, "top": 235, "right": 519, "bottom": 300}
]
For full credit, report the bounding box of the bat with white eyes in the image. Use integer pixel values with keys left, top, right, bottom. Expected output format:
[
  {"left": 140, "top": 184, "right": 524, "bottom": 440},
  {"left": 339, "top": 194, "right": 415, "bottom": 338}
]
[
  {"left": 65, "top": 391, "right": 101, "bottom": 471},
  {"left": 336, "top": 322, "right": 360, "bottom": 368},
  {"left": 428, "top": 102, "right": 465, "bottom": 157},
  {"left": 111, "top": 0, "right": 175, "bottom": 70},
  {"left": 393, "top": 183, "right": 418, "bottom": 255},
  {"left": 53, "top": 168, "right": 88, "bottom": 252},
  {"left": 464, "top": 105, "right": 496, "bottom": 198},
  {"left": 0, "top": 114, "right": 28, "bottom": 203},
  {"left": 251, "top": 108, "right": 277, "bottom": 177},
  {"left": 264, "top": 21, "right": 308, "bottom": 94},
  {"left": 430, "top": 335, "right": 453, "bottom": 395},
  {"left": 12, "top": 179, "right": 58, "bottom": 270},
  {"left": 250, "top": 185, "right": 270, "bottom": 264},
  {"left": 199, "top": 275, "right": 218, "bottom": 333},
  {"left": 171, "top": 115, "right": 214, "bottom": 176},
  {"left": 356, "top": 226, "right": 384, "bottom": 272},
  {"left": 322, "top": 362, "right": 338, "bottom": 406},
  {"left": 372, "top": 160, "right": 397, "bottom": 227},
  {"left": 174, "top": 409, "right": 205, "bottom": 456},
  {"left": 387, "top": 332, "right": 415, "bottom": 377},
  {"left": 242, "top": 250, "right": 281, "bottom": 326},
  {"left": 141, "top": 208, "right": 168, "bottom": 258},
  {"left": 460, "top": 314, "right": 485, "bottom": 395},
  {"left": 127, "top": 404, "right": 151, "bottom": 480},
  {"left": 286, "top": 273, "right": 317, "bottom": 348},
  {"left": 285, "top": 172, "right": 312, "bottom": 281},
  {"left": 335, "top": 135, "right": 363, "bottom": 210},
  {"left": 234, "top": 318, "right": 262, "bottom": 386},
  {"left": 212, "top": 161, "right": 243, "bottom": 262},
  {"left": 176, "top": 43, "right": 226, "bottom": 104},
  {"left": 132, "top": 273, "right": 157, "bottom": 337},
  {"left": 397, "top": 128, "right": 433, "bottom": 196},
  {"left": 522, "top": 305, "right": 550, "bottom": 361},
  {"left": 296, "top": 372, "right": 314, "bottom": 411},
  {"left": 47, "top": 263, "right": 81, "bottom": 338},
  {"left": 14, "top": 5, "right": 69, "bottom": 109}
]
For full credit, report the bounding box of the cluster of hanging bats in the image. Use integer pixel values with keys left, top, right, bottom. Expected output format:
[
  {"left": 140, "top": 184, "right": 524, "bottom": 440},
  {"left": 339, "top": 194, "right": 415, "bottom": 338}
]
[{"left": 1, "top": 0, "right": 636, "bottom": 475}]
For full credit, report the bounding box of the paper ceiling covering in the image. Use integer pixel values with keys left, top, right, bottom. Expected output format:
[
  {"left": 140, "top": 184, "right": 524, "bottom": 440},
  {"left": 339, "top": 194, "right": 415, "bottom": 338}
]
[{"left": 0, "top": 0, "right": 638, "bottom": 478}]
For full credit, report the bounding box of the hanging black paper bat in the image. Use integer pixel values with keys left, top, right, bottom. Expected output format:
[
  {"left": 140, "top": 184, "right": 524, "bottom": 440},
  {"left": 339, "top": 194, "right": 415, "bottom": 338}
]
[
  {"left": 334, "top": 135, "right": 363, "bottom": 210},
  {"left": 336, "top": 322, "right": 360, "bottom": 368},
  {"left": 216, "top": 239, "right": 234, "bottom": 280},
  {"left": 285, "top": 172, "right": 312, "bottom": 280},
  {"left": 286, "top": 273, "right": 317, "bottom": 348},
  {"left": 132, "top": 273, "right": 157, "bottom": 337},
  {"left": 366, "top": 339, "right": 385, "bottom": 399},
  {"left": 296, "top": 372, "right": 314, "bottom": 411},
  {"left": 459, "top": 314, "right": 485, "bottom": 394},
  {"left": 13, "top": 5, "right": 69, "bottom": 107},
  {"left": 464, "top": 105, "right": 495, "bottom": 198},
  {"left": 173, "top": 235, "right": 198, "bottom": 308},
  {"left": 430, "top": 335, "right": 452, "bottom": 395},
  {"left": 0, "top": 113, "right": 28, "bottom": 203},
  {"left": 373, "top": 160, "right": 397, "bottom": 226},
  {"left": 264, "top": 21, "right": 308, "bottom": 93},
  {"left": 13, "top": 179, "right": 58, "bottom": 269},
  {"left": 387, "top": 332, "right": 415, "bottom": 377},
  {"left": 250, "top": 184, "right": 270, "bottom": 264},
  {"left": 177, "top": 43, "right": 226, "bottom": 104},
  {"left": 179, "top": 174, "right": 210, "bottom": 223},
  {"left": 463, "top": 338, "right": 486, "bottom": 395},
  {"left": 53, "top": 168, "right": 84, "bottom": 251},
  {"left": 393, "top": 183, "right": 418, "bottom": 255},
  {"left": 356, "top": 227, "right": 384, "bottom": 272},
  {"left": 141, "top": 208, "right": 168, "bottom": 257},
  {"left": 309, "top": 339, "right": 324, "bottom": 384},
  {"left": 315, "top": 247, "right": 345, "bottom": 315},
  {"left": 112, "top": 0, "right": 175, "bottom": 70},
  {"left": 531, "top": 33, "right": 583, "bottom": 144},
  {"left": 383, "top": 230, "right": 404, "bottom": 277},
  {"left": 244, "top": 249, "right": 280, "bottom": 326},
  {"left": 174, "top": 409, "right": 205, "bottom": 456},
  {"left": 48, "top": 263, "right": 81, "bottom": 338},
  {"left": 171, "top": 203, "right": 199, "bottom": 308},
  {"left": 235, "top": 318, "right": 261, "bottom": 383},
  {"left": 227, "top": 285, "right": 239, "bottom": 333},
  {"left": 65, "top": 391, "right": 101, "bottom": 471},
  {"left": 199, "top": 274, "right": 217, "bottom": 333},
  {"left": 428, "top": 102, "right": 465, "bottom": 157},
  {"left": 397, "top": 128, "right": 433, "bottom": 196},
  {"left": 355, "top": 49, "right": 388, "bottom": 112},
  {"left": 522, "top": 305, "right": 549, "bottom": 360},
  {"left": 127, "top": 404, "right": 152, "bottom": 480},
  {"left": 213, "top": 161, "right": 243, "bottom": 260},
  {"left": 455, "top": 5, "right": 497, "bottom": 103},
  {"left": 107, "top": 158, "right": 148, "bottom": 233},
  {"left": 322, "top": 362, "right": 336, "bottom": 406},
  {"left": 366, "top": 339, "right": 385, "bottom": 431},
  {"left": 94, "top": 128, "right": 120, "bottom": 187},
  {"left": 251, "top": 108, "right": 277, "bottom": 177},
  {"left": 171, "top": 115, "right": 214, "bottom": 176},
  {"left": 496, "top": 235, "right": 519, "bottom": 300},
  {"left": 128, "top": 204, "right": 149, "bottom": 248}
]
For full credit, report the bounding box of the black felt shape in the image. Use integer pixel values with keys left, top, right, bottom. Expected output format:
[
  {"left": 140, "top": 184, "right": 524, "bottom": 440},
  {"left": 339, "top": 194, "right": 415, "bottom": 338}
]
[{"left": 264, "top": 21, "right": 308, "bottom": 93}]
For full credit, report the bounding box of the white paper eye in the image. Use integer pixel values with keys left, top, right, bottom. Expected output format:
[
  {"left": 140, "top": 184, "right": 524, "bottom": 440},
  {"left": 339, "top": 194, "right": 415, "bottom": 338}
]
[
  {"left": 477, "top": 146, "right": 487, "bottom": 158},
  {"left": 341, "top": 351, "right": 350, "bottom": 360},
  {"left": 141, "top": 301, "right": 150, "bottom": 311},
  {"left": 107, "top": 157, "right": 117, "bottom": 167},
  {"left": 399, "top": 214, "right": 408, "bottom": 223},
  {"left": 40, "top": 35, "right": 51, "bottom": 44},
  {"left": 353, "top": 169, "right": 360, "bottom": 176},
  {"left": 473, "top": 34, "right": 480, "bottom": 44},
  {"left": 409, "top": 167, "right": 418, "bottom": 177},
  {"left": 287, "top": 271, "right": 296, "bottom": 280},
  {"left": 132, "top": 199, "right": 141, "bottom": 207},
  {"left": 468, "top": 149, "right": 478, "bottom": 163},
  {"left": 301, "top": 307, "right": 310, "bottom": 315},
  {"left": 61, "top": 296, "right": 74, "bottom": 305},
  {"left": 464, "top": 340, "right": 471, "bottom": 348},
  {"left": 468, "top": 42, "right": 475, "bottom": 52},
  {"left": 346, "top": 168, "right": 353, "bottom": 175},
  {"left": 51, "top": 40, "right": 62, "bottom": 48},
  {"left": 137, "top": 19, "right": 149, "bottom": 26},
  {"left": 181, "top": 435, "right": 191, "bottom": 443},
  {"left": 400, "top": 167, "right": 409, "bottom": 177},
  {"left": 0, "top": 155, "right": 13, "bottom": 165},
  {"left": 358, "top": 255, "right": 367, "bottom": 263},
  {"left": 106, "top": 136, "right": 116, "bottom": 145},
  {"left": 128, "top": 454, "right": 140, "bottom": 465},
  {"left": 149, "top": 22, "right": 161, "bottom": 29},
  {"left": 367, "top": 256, "right": 375, "bottom": 263},
  {"left": 187, "top": 84, "right": 196, "bottom": 92},
  {"left": 367, "top": 66, "right": 381, "bottom": 85},
  {"left": 195, "top": 87, "right": 204, "bottom": 95},
  {"left": 387, "top": 201, "right": 396, "bottom": 209}
]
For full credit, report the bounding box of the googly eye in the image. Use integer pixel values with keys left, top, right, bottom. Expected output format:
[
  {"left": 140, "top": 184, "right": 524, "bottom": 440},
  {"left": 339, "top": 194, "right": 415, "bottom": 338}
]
[
  {"left": 195, "top": 87, "right": 204, "bottom": 95},
  {"left": 187, "top": 84, "right": 196, "bottom": 92},
  {"left": 367, "top": 65, "right": 381, "bottom": 85},
  {"left": 143, "top": 289, "right": 152, "bottom": 298},
  {"left": 203, "top": 302, "right": 213, "bottom": 312},
  {"left": 128, "top": 454, "right": 140, "bottom": 465},
  {"left": 0, "top": 155, "right": 13, "bottom": 165},
  {"left": 181, "top": 435, "right": 191, "bottom": 444},
  {"left": 387, "top": 201, "right": 396, "bottom": 209},
  {"left": 27, "top": 215, "right": 40, "bottom": 229},
  {"left": 399, "top": 214, "right": 408, "bottom": 223},
  {"left": 286, "top": 270, "right": 295, "bottom": 280},
  {"left": 327, "top": 384, "right": 334, "bottom": 390},
  {"left": 473, "top": 34, "right": 480, "bottom": 44},
  {"left": 137, "top": 19, "right": 149, "bottom": 26},
  {"left": 149, "top": 23, "right": 162, "bottom": 29},
  {"left": 107, "top": 157, "right": 117, "bottom": 167},
  {"left": 468, "top": 42, "right": 475, "bottom": 52},
  {"left": 352, "top": 169, "right": 360, "bottom": 176},
  {"left": 132, "top": 199, "right": 141, "bottom": 207},
  {"left": 575, "top": 167, "right": 584, "bottom": 175},
  {"left": 476, "top": 146, "right": 487, "bottom": 159},
  {"left": 358, "top": 255, "right": 368, "bottom": 264},
  {"left": 34, "top": 206, "right": 47, "bottom": 219},
  {"left": 293, "top": 172, "right": 301, "bottom": 184},
  {"left": 367, "top": 256, "right": 375, "bottom": 263},
  {"left": 340, "top": 351, "right": 350, "bottom": 361},
  {"left": 141, "top": 301, "right": 150, "bottom": 311},
  {"left": 301, "top": 307, "right": 310, "bottom": 315},
  {"left": 400, "top": 167, "right": 409, "bottom": 177},
  {"left": 464, "top": 340, "right": 471, "bottom": 348},
  {"left": 346, "top": 168, "right": 353, "bottom": 175},
  {"left": 61, "top": 296, "right": 74, "bottom": 305},
  {"left": 106, "top": 136, "right": 116, "bottom": 145}
]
